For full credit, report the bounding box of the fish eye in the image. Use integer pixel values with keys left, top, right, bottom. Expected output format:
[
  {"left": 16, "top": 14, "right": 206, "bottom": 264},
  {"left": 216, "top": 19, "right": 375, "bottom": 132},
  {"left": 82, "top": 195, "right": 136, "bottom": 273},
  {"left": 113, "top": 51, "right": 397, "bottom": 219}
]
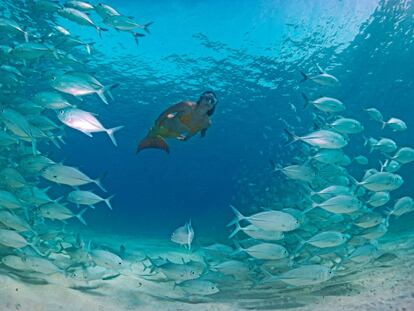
[
  {"left": 191, "top": 271, "right": 195, "bottom": 275},
  {"left": 59, "top": 110, "right": 64, "bottom": 115}
]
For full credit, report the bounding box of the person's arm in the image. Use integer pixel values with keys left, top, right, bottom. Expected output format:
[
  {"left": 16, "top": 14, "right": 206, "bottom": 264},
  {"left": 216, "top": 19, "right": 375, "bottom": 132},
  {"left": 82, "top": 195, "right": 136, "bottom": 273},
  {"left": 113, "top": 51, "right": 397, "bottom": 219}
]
[
  {"left": 200, "top": 119, "right": 212, "bottom": 138},
  {"left": 155, "top": 101, "right": 192, "bottom": 127},
  {"left": 178, "top": 129, "right": 197, "bottom": 141}
]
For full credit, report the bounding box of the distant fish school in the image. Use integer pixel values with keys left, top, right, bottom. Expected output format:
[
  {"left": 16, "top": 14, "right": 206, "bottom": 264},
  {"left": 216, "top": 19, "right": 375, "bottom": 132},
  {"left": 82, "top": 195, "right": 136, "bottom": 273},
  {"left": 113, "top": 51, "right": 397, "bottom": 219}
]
[{"left": 0, "top": 0, "right": 414, "bottom": 307}]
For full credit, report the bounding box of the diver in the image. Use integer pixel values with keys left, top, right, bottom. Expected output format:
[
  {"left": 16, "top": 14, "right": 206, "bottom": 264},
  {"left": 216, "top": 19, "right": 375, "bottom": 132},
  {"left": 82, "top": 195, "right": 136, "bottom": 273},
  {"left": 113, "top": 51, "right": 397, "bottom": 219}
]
[{"left": 137, "top": 91, "right": 218, "bottom": 154}]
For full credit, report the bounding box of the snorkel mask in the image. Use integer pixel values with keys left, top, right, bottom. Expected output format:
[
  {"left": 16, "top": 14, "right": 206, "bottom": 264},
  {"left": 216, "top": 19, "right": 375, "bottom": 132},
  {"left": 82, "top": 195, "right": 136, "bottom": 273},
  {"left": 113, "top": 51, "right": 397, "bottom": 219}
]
[{"left": 198, "top": 91, "right": 218, "bottom": 116}]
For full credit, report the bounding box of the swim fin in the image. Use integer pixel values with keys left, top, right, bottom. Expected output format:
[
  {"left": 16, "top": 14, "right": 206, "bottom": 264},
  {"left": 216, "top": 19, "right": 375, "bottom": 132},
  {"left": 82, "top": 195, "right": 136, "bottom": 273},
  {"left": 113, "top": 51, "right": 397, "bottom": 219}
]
[{"left": 136, "top": 135, "right": 170, "bottom": 154}]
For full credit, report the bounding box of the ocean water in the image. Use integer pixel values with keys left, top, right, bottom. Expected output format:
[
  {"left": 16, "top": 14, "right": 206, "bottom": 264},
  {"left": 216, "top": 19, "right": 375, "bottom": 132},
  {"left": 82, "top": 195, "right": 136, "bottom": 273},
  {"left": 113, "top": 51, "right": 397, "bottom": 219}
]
[{"left": 1, "top": 0, "right": 414, "bottom": 310}]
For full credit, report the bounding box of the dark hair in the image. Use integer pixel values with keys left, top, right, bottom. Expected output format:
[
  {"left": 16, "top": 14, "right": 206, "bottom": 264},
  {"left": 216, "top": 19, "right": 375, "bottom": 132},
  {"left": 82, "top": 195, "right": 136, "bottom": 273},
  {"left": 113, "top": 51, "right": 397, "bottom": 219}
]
[{"left": 198, "top": 91, "right": 218, "bottom": 116}]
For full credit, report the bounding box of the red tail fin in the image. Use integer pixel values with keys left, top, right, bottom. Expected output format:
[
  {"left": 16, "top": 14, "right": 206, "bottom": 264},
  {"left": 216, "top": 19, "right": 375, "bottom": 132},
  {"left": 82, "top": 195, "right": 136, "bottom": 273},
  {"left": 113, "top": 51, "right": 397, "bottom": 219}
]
[{"left": 137, "top": 135, "right": 169, "bottom": 154}]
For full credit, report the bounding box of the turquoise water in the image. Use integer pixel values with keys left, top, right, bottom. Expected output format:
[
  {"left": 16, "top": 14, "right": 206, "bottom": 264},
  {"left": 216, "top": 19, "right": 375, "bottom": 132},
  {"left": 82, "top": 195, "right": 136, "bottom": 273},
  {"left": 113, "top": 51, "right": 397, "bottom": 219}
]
[{"left": 1, "top": 0, "right": 414, "bottom": 310}]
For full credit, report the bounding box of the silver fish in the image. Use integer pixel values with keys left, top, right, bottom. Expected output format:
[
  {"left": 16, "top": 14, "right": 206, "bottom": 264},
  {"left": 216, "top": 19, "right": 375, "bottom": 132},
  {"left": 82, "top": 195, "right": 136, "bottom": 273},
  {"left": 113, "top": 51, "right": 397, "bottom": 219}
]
[{"left": 57, "top": 108, "right": 123, "bottom": 146}]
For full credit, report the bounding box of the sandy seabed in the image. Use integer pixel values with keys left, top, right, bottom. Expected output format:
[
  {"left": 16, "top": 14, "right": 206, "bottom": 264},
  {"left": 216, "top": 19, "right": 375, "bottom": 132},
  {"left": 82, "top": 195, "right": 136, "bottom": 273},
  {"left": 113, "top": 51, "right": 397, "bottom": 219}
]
[{"left": 1, "top": 232, "right": 414, "bottom": 311}]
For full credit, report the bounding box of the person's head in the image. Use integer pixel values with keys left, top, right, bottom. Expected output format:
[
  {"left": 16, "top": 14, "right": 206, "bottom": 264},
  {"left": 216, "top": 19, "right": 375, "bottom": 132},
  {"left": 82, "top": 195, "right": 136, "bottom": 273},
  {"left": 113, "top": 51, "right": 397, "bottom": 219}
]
[{"left": 197, "top": 91, "right": 218, "bottom": 116}]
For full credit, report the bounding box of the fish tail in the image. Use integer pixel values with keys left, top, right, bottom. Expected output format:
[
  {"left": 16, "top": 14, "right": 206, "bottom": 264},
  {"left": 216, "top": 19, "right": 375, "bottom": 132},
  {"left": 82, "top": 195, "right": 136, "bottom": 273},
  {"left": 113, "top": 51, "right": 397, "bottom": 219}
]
[
  {"left": 143, "top": 21, "right": 154, "bottom": 34},
  {"left": 94, "top": 172, "right": 107, "bottom": 192},
  {"left": 362, "top": 136, "right": 369, "bottom": 147},
  {"left": 259, "top": 267, "right": 277, "bottom": 284},
  {"left": 96, "top": 27, "right": 108, "bottom": 38},
  {"left": 132, "top": 32, "right": 145, "bottom": 46},
  {"left": 106, "top": 125, "right": 124, "bottom": 146},
  {"left": 228, "top": 222, "right": 242, "bottom": 239},
  {"left": 76, "top": 208, "right": 88, "bottom": 226},
  {"left": 85, "top": 42, "right": 95, "bottom": 55},
  {"left": 105, "top": 83, "right": 119, "bottom": 101},
  {"left": 143, "top": 255, "right": 158, "bottom": 273},
  {"left": 299, "top": 71, "right": 308, "bottom": 83},
  {"left": 142, "top": 258, "right": 152, "bottom": 272},
  {"left": 24, "top": 31, "right": 29, "bottom": 43},
  {"left": 229, "top": 205, "right": 245, "bottom": 223},
  {"left": 381, "top": 120, "right": 387, "bottom": 129},
  {"left": 292, "top": 233, "right": 306, "bottom": 255},
  {"left": 348, "top": 175, "right": 363, "bottom": 194},
  {"left": 31, "top": 138, "right": 38, "bottom": 155},
  {"left": 283, "top": 128, "right": 299, "bottom": 146},
  {"left": 29, "top": 242, "right": 48, "bottom": 257},
  {"left": 302, "top": 203, "right": 317, "bottom": 214},
  {"left": 136, "top": 134, "right": 169, "bottom": 154},
  {"left": 104, "top": 194, "right": 115, "bottom": 210},
  {"left": 231, "top": 240, "right": 244, "bottom": 256},
  {"left": 97, "top": 89, "right": 110, "bottom": 105},
  {"left": 379, "top": 160, "right": 386, "bottom": 172},
  {"left": 54, "top": 196, "right": 64, "bottom": 204}
]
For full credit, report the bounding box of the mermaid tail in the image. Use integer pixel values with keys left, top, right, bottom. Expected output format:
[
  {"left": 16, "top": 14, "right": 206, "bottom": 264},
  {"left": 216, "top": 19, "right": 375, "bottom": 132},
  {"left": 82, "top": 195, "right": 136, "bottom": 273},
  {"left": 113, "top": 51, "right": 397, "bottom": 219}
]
[{"left": 136, "top": 134, "right": 170, "bottom": 154}]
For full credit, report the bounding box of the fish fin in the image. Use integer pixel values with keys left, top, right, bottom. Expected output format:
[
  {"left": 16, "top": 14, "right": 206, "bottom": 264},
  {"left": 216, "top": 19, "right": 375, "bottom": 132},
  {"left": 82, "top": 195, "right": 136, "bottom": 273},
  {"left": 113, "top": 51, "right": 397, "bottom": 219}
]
[
  {"left": 54, "top": 196, "right": 64, "bottom": 203},
  {"left": 228, "top": 222, "right": 242, "bottom": 239},
  {"left": 105, "top": 125, "right": 124, "bottom": 146},
  {"left": 76, "top": 208, "right": 88, "bottom": 226},
  {"left": 96, "top": 27, "right": 108, "bottom": 38},
  {"left": 29, "top": 239, "right": 47, "bottom": 257},
  {"left": 80, "top": 130, "right": 93, "bottom": 137},
  {"left": 302, "top": 203, "right": 317, "bottom": 214},
  {"left": 260, "top": 266, "right": 276, "bottom": 281},
  {"left": 283, "top": 128, "right": 299, "bottom": 146},
  {"left": 104, "top": 195, "right": 115, "bottom": 210},
  {"left": 316, "top": 63, "right": 324, "bottom": 74},
  {"left": 94, "top": 172, "right": 107, "bottom": 192},
  {"left": 105, "top": 83, "right": 119, "bottom": 101},
  {"left": 85, "top": 42, "right": 95, "bottom": 55},
  {"left": 97, "top": 89, "right": 109, "bottom": 105},
  {"left": 301, "top": 92, "right": 310, "bottom": 108},
  {"left": 23, "top": 31, "right": 29, "bottom": 43},
  {"left": 362, "top": 136, "right": 369, "bottom": 147},
  {"left": 379, "top": 160, "right": 386, "bottom": 172},
  {"left": 31, "top": 139, "right": 38, "bottom": 155},
  {"left": 229, "top": 205, "right": 245, "bottom": 223},
  {"left": 231, "top": 240, "right": 243, "bottom": 256},
  {"left": 142, "top": 258, "right": 153, "bottom": 272},
  {"left": 136, "top": 135, "right": 169, "bottom": 154},
  {"left": 299, "top": 71, "right": 308, "bottom": 83},
  {"left": 143, "top": 21, "right": 154, "bottom": 34},
  {"left": 49, "top": 136, "right": 61, "bottom": 149},
  {"left": 292, "top": 233, "right": 306, "bottom": 256},
  {"left": 43, "top": 186, "right": 52, "bottom": 193},
  {"left": 132, "top": 32, "right": 145, "bottom": 45}
]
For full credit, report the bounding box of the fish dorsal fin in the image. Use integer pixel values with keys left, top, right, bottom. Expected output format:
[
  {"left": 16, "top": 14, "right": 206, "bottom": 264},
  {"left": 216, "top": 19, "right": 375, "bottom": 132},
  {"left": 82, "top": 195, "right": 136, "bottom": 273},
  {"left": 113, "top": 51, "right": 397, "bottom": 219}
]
[{"left": 316, "top": 63, "right": 324, "bottom": 74}]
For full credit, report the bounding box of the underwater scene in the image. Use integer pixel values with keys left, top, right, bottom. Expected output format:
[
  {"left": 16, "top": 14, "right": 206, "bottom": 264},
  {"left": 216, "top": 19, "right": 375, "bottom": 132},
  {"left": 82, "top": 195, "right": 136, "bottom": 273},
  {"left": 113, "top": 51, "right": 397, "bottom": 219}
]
[{"left": 1, "top": 0, "right": 414, "bottom": 310}]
